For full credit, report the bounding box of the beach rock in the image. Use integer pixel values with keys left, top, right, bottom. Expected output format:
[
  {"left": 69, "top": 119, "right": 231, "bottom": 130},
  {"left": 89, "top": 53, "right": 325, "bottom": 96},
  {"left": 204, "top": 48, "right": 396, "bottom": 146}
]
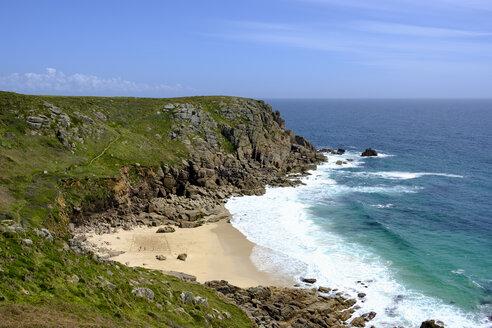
[
  {"left": 179, "top": 221, "right": 200, "bottom": 228},
  {"left": 156, "top": 226, "right": 175, "bottom": 233},
  {"left": 155, "top": 255, "right": 166, "bottom": 261},
  {"left": 318, "top": 286, "right": 331, "bottom": 293},
  {"left": 361, "top": 148, "right": 378, "bottom": 157},
  {"left": 206, "top": 280, "right": 360, "bottom": 328},
  {"left": 132, "top": 287, "right": 154, "bottom": 301},
  {"left": 336, "top": 160, "right": 343, "bottom": 165},
  {"left": 177, "top": 253, "right": 187, "bottom": 261},
  {"left": 358, "top": 292, "right": 366, "bottom": 298},
  {"left": 420, "top": 320, "right": 445, "bottom": 328},
  {"left": 301, "top": 278, "right": 317, "bottom": 284},
  {"left": 180, "top": 291, "right": 194, "bottom": 305},
  {"left": 337, "top": 148, "right": 346, "bottom": 155},
  {"left": 351, "top": 316, "right": 366, "bottom": 327},
  {"left": 352, "top": 311, "right": 377, "bottom": 326}
]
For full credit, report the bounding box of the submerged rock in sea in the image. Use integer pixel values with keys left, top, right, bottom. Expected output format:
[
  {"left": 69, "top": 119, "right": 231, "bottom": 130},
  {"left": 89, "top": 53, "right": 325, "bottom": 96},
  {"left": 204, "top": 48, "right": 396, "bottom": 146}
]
[
  {"left": 301, "top": 277, "right": 317, "bottom": 284},
  {"left": 420, "top": 320, "right": 445, "bottom": 328},
  {"left": 361, "top": 148, "right": 378, "bottom": 157}
]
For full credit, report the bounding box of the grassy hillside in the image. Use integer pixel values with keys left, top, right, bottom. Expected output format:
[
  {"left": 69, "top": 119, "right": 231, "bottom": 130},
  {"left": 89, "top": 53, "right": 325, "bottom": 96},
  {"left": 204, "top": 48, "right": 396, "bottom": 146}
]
[
  {"left": 0, "top": 91, "right": 257, "bottom": 327},
  {"left": 0, "top": 91, "right": 245, "bottom": 229},
  {"left": 0, "top": 224, "right": 252, "bottom": 327}
]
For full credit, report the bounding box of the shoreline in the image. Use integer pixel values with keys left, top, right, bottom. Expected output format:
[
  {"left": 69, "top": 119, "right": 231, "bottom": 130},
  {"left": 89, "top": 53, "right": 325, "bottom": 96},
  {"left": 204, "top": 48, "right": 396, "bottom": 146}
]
[{"left": 87, "top": 219, "right": 291, "bottom": 288}]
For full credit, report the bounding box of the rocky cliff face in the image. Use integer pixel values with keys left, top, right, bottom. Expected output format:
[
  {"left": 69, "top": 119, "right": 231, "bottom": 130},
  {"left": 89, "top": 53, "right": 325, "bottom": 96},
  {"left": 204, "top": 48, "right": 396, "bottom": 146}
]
[{"left": 69, "top": 97, "right": 325, "bottom": 233}]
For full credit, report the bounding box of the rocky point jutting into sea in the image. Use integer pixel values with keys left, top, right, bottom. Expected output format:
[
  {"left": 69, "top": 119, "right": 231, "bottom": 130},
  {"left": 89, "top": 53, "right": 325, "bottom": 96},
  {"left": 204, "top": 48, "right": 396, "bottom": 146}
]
[{"left": 0, "top": 92, "right": 443, "bottom": 327}]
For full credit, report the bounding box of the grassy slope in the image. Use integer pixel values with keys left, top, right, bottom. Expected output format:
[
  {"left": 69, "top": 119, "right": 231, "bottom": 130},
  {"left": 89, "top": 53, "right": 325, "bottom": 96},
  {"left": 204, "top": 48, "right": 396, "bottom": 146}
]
[
  {"left": 0, "top": 91, "right": 241, "bottom": 227},
  {"left": 0, "top": 228, "right": 252, "bottom": 328},
  {"left": 0, "top": 91, "right": 255, "bottom": 327}
]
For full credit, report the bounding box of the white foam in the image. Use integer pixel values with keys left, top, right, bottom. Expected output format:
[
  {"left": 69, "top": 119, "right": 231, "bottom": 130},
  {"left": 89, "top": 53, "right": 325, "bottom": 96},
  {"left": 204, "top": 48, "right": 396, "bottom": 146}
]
[
  {"left": 372, "top": 204, "right": 394, "bottom": 208},
  {"left": 452, "top": 269, "right": 466, "bottom": 275},
  {"left": 226, "top": 170, "right": 485, "bottom": 328},
  {"left": 372, "top": 152, "right": 395, "bottom": 158},
  {"left": 358, "top": 171, "right": 464, "bottom": 180}
]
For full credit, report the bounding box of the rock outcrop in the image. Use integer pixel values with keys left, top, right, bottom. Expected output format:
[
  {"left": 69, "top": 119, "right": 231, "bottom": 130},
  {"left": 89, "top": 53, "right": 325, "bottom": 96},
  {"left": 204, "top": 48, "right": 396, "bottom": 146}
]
[
  {"left": 205, "top": 280, "right": 364, "bottom": 328},
  {"left": 361, "top": 148, "right": 378, "bottom": 157},
  {"left": 70, "top": 98, "right": 325, "bottom": 234},
  {"left": 420, "top": 320, "right": 445, "bottom": 328}
]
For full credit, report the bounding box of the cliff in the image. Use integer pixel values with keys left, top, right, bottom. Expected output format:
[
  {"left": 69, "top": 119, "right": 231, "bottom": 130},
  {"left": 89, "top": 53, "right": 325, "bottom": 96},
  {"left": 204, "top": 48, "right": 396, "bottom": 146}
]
[
  {"left": 0, "top": 91, "right": 329, "bottom": 327},
  {"left": 0, "top": 91, "right": 322, "bottom": 231}
]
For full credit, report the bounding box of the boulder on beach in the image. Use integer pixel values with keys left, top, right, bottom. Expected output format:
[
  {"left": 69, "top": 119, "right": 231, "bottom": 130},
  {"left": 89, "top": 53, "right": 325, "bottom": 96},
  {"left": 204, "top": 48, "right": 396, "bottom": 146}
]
[
  {"left": 361, "top": 148, "right": 378, "bottom": 157},
  {"left": 155, "top": 255, "right": 166, "bottom": 261},
  {"left": 156, "top": 226, "right": 175, "bottom": 233},
  {"left": 177, "top": 253, "right": 187, "bottom": 261}
]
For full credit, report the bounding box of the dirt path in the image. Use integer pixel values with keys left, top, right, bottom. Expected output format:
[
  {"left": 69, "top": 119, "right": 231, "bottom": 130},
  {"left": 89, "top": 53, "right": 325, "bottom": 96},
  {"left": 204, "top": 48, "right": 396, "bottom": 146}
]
[{"left": 88, "top": 130, "right": 121, "bottom": 166}]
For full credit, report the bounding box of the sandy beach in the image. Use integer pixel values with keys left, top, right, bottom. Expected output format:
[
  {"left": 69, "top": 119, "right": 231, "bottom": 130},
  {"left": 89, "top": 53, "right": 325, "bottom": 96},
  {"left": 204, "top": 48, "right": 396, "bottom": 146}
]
[{"left": 87, "top": 220, "right": 290, "bottom": 288}]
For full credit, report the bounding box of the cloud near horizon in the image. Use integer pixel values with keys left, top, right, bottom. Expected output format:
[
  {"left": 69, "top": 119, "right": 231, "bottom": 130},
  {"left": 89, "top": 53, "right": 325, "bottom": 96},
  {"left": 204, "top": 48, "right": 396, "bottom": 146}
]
[{"left": 0, "top": 68, "right": 192, "bottom": 96}]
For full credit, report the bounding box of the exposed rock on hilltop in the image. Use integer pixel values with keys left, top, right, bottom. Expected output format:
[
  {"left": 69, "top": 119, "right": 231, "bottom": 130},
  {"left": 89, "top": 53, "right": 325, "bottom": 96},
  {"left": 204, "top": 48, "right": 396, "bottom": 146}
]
[{"left": 67, "top": 97, "right": 325, "bottom": 233}]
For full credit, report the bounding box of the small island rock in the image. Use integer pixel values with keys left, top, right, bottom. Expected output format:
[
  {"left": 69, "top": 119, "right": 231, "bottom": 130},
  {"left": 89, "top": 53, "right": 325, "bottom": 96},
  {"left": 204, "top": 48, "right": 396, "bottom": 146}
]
[{"left": 361, "top": 148, "right": 378, "bottom": 157}]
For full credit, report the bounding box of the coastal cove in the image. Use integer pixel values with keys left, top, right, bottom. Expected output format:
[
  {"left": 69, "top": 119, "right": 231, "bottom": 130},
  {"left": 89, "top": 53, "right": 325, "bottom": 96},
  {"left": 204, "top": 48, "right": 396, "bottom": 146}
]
[{"left": 1, "top": 92, "right": 490, "bottom": 327}]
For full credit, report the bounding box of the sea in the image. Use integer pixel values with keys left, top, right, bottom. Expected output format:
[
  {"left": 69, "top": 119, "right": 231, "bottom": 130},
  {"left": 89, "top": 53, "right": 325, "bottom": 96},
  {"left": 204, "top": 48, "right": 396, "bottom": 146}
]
[{"left": 225, "top": 99, "right": 492, "bottom": 328}]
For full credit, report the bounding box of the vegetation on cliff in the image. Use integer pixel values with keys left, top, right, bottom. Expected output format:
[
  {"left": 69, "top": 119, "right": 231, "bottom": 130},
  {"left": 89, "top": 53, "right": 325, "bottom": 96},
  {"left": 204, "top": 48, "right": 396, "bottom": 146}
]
[{"left": 0, "top": 91, "right": 321, "bottom": 327}]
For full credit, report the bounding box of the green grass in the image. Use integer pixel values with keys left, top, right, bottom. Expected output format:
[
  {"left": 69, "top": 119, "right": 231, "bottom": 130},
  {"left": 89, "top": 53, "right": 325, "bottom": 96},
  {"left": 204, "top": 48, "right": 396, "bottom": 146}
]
[
  {"left": 0, "top": 227, "right": 253, "bottom": 327},
  {"left": 0, "top": 91, "right": 263, "bottom": 327},
  {"left": 0, "top": 91, "right": 250, "bottom": 227}
]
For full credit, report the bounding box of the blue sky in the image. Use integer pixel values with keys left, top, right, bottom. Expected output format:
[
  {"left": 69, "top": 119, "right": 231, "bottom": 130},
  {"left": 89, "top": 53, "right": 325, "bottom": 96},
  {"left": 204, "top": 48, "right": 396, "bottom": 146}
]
[{"left": 1, "top": 0, "right": 491, "bottom": 98}]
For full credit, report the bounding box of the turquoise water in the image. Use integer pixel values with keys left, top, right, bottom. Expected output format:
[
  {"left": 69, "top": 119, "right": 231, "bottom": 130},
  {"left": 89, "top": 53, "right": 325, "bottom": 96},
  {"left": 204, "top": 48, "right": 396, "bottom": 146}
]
[{"left": 226, "top": 100, "right": 492, "bottom": 327}]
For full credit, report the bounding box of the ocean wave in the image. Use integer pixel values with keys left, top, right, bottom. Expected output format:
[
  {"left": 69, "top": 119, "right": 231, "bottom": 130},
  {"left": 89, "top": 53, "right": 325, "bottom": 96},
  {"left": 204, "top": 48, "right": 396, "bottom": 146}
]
[
  {"left": 226, "top": 181, "right": 486, "bottom": 327},
  {"left": 358, "top": 171, "right": 464, "bottom": 180}
]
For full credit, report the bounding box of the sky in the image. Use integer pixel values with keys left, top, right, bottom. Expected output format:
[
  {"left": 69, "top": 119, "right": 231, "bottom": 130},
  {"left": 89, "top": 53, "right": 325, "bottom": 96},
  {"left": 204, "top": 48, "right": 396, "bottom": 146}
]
[{"left": 0, "top": 0, "right": 491, "bottom": 98}]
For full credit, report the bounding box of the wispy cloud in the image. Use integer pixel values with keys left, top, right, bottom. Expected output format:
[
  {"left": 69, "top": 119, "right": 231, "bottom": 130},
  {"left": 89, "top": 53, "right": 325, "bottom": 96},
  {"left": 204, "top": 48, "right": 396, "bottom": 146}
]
[
  {"left": 0, "top": 68, "right": 191, "bottom": 96},
  {"left": 228, "top": 21, "right": 295, "bottom": 31},
  {"left": 208, "top": 20, "right": 492, "bottom": 61},
  {"left": 356, "top": 21, "right": 491, "bottom": 38},
  {"left": 296, "top": 0, "right": 492, "bottom": 12}
]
